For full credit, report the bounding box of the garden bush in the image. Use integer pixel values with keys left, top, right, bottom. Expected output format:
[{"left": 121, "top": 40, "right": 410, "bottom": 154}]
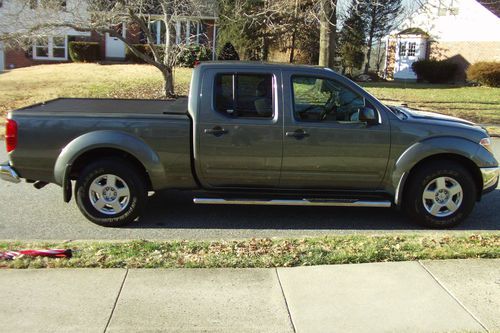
[
  {"left": 218, "top": 42, "right": 239, "bottom": 61},
  {"left": 176, "top": 45, "right": 213, "bottom": 67},
  {"left": 411, "top": 59, "right": 458, "bottom": 83},
  {"left": 68, "top": 42, "right": 100, "bottom": 62},
  {"left": 467, "top": 62, "right": 500, "bottom": 87}
]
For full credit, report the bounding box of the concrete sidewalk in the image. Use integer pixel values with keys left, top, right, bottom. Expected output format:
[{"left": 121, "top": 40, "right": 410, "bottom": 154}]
[{"left": 0, "top": 259, "right": 498, "bottom": 333}]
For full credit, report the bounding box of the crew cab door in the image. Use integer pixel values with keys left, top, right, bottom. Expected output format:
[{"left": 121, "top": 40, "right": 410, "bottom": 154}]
[
  {"left": 196, "top": 68, "right": 283, "bottom": 188},
  {"left": 280, "top": 72, "right": 391, "bottom": 189}
]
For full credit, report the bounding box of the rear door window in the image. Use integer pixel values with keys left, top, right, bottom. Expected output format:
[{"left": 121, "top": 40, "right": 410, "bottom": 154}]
[{"left": 214, "top": 73, "right": 274, "bottom": 119}]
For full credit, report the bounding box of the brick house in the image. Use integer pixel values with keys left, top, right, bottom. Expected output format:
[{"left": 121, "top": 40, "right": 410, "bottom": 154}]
[
  {"left": 0, "top": 0, "right": 218, "bottom": 71},
  {"left": 384, "top": 0, "right": 500, "bottom": 81}
]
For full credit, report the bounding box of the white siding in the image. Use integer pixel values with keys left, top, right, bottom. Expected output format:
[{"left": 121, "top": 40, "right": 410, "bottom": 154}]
[{"left": 395, "top": 0, "right": 500, "bottom": 42}]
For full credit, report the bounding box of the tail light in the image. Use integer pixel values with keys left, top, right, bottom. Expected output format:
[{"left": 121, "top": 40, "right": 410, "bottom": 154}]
[{"left": 5, "top": 119, "right": 18, "bottom": 153}]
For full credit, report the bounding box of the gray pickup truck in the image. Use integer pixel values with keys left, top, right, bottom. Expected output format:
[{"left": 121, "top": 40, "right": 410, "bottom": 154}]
[{"left": 1, "top": 62, "right": 498, "bottom": 228}]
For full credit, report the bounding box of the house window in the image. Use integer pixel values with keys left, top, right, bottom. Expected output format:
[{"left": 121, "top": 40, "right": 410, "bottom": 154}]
[
  {"left": 175, "top": 20, "right": 207, "bottom": 46},
  {"left": 33, "top": 36, "right": 67, "bottom": 60},
  {"left": 407, "top": 42, "right": 416, "bottom": 57},
  {"left": 399, "top": 42, "right": 407, "bottom": 56}
]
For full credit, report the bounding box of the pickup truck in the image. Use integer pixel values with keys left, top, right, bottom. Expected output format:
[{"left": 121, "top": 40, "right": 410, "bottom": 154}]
[{"left": 1, "top": 62, "right": 498, "bottom": 228}]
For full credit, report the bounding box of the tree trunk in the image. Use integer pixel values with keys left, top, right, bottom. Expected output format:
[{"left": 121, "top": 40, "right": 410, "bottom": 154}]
[
  {"left": 318, "top": 0, "right": 337, "bottom": 69},
  {"left": 162, "top": 67, "right": 175, "bottom": 98},
  {"left": 364, "top": 10, "right": 376, "bottom": 74}
]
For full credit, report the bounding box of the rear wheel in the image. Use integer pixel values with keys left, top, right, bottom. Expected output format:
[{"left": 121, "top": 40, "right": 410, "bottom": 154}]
[
  {"left": 75, "top": 159, "right": 147, "bottom": 227},
  {"left": 404, "top": 161, "right": 476, "bottom": 228}
]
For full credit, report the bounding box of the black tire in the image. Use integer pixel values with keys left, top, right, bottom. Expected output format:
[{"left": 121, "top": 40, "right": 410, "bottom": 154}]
[
  {"left": 75, "top": 158, "right": 147, "bottom": 227},
  {"left": 404, "top": 161, "right": 477, "bottom": 228}
]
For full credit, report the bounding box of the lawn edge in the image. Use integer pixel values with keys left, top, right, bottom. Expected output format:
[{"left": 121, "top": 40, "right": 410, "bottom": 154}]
[{"left": 1, "top": 233, "right": 498, "bottom": 269}]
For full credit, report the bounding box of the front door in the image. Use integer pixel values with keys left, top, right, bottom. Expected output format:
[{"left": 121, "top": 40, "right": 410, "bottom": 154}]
[
  {"left": 394, "top": 37, "right": 426, "bottom": 80},
  {"left": 196, "top": 69, "right": 283, "bottom": 188},
  {"left": 105, "top": 23, "right": 126, "bottom": 59},
  {"left": 280, "top": 73, "right": 391, "bottom": 190}
]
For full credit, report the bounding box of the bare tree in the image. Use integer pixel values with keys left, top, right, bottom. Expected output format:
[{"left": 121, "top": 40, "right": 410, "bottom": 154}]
[
  {"left": 0, "top": 0, "right": 216, "bottom": 97},
  {"left": 219, "top": 0, "right": 336, "bottom": 67},
  {"left": 318, "top": 0, "right": 337, "bottom": 68}
]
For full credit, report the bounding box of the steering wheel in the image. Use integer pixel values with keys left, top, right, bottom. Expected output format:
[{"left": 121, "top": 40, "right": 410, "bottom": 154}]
[{"left": 319, "top": 92, "right": 337, "bottom": 121}]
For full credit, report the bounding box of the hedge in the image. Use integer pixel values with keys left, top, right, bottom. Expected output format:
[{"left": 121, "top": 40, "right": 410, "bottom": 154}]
[
  {"left": 467, "top": 62, "right": 500, "bottom": 87},
  {"left": 411, "top": 59, "right": 458, "bottom": 83},
  {"left": 68, "top": 42, "right": 100, "bottom": 62}
]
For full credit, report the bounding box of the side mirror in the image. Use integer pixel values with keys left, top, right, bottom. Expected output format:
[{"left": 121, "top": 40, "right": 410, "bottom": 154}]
[{"left": 359, "top": 107, "right": 378, "bottom": 125}]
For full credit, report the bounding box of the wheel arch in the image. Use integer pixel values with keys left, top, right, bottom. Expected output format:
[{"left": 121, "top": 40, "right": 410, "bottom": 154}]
[
  {"left": 400, "top": 153, "right": 483, "bottom": 206},
  {"left": 392, "top": 137, "right": 484, "bottom": 207},
  {"left": 54, "top": 131, "right": 164, "bottom": 201}
]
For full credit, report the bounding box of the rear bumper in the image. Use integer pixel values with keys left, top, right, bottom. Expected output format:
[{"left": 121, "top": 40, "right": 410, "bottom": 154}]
[
  {"left": 481, "top": 166, "right": 499, "bottom": 194},
  {"left": 0, "top": 162, "right": 21, "bottom": 184}
]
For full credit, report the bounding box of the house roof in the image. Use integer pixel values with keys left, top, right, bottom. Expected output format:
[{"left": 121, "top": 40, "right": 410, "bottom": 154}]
[
  {"left": 478, "top": 0, "right": 500, "bottom": 18},
  {"left": 396, "top": 28, "right": 429, "bottom": 36}
]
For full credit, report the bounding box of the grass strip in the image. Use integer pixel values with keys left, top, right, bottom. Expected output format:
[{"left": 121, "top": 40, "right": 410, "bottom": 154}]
[{"left": 1, "top": 234, "right": 498, "bottom": 269}]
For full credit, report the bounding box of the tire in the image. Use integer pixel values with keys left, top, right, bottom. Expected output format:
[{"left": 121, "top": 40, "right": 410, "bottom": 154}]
[
  {"left": 404, "top": 161, "right": 476, "bottom": 228},
  {"left": 75, "top": 159, "right": 147, "bottom": 227}
]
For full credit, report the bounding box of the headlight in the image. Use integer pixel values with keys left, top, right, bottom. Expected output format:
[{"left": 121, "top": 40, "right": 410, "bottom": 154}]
[{"left": 479, "top": 137, "right": 493, "bottom": 154}]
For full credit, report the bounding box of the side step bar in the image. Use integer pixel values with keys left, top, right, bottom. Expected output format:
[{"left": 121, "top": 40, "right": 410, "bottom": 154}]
[{"left": 193, "top": 198, "right": 392, "bottom": 208}]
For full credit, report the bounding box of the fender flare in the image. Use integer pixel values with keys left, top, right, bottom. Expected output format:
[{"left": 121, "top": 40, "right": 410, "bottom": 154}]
[
  {"left": 391, "top": 136, "right": 480, "bottom": 206},
  {"left": 54, "top": 131, "right": 165, "bottom": 201}
]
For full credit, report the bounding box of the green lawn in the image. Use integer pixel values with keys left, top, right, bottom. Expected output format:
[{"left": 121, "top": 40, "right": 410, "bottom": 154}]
[
  {"left": 362, "top": 82, "right": 500, "bottom": 126},
  {"left": 1, "top": 234, "right": 498, "bottom": 269},
  {"left": 0, "top": 63, "right": 499, "bottom": 137}
]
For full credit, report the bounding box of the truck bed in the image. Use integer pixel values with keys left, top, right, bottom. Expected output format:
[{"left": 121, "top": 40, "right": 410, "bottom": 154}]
[{"left": 15, "top": 98, "right": 188, "bottom": 116}]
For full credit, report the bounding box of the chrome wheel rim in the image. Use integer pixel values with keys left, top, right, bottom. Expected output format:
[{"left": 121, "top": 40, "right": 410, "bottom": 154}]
[
  {"left": 89, "top": 174, "right": 130, "bottom": 215},
  {"left": 422, "top": 176, "right": 463, "bottom": 217}
]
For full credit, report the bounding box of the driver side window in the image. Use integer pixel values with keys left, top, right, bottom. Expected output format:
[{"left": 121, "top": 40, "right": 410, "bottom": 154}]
[{"left": 292, "top": 76, "right": 366, "bottom": 123}]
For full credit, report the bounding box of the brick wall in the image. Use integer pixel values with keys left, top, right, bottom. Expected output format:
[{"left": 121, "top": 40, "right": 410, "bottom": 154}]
[
  {"left": 5, "top": 48, "right": 72, "bottom": 70},
  {"left": 429, "top": 41, "right": 500, "bottom": 81}
]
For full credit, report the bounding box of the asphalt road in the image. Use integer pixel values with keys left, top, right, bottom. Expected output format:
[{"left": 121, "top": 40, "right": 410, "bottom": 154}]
[{"left": 0, "top": 139, "right": 499, "bottom": 240}]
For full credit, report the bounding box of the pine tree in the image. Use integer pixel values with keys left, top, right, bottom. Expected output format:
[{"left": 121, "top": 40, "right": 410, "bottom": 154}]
[
  {"left": 362, "top": 0, "right": 402, "bottom": 74},
  {"left": 338, "top": 0, "right": 366, "bottom": 75}
]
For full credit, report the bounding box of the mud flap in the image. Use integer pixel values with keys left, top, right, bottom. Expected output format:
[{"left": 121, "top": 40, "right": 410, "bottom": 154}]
[{"left": 63, "top": 163, "right": 72, "bottom": 203}]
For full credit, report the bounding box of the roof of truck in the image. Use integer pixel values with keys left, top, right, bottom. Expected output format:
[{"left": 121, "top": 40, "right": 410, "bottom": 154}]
[{"left": 197, "top": 61, "right": 334, "bottom": 72}]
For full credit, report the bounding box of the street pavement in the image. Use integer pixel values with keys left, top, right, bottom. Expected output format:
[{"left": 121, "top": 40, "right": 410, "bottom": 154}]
[
  {"left": 0, "top": 259, "right": 498, "bottom": 332},
  {"left": 0, "top": 139, "right": 498, "bottom": 240}
]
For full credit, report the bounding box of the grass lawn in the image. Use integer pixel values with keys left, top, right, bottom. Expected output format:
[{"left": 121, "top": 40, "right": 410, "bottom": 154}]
[
  {"left": 0, "top": 63, "right": 499, "bottom": 136},
  {"left": 1, "top": 234, "right": 498, "bottom": 269}
]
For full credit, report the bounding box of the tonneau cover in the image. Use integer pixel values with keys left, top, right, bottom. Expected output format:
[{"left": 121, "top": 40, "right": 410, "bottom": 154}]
[{"left": 15, "top": 98, "right": 188, "bottom": 115}]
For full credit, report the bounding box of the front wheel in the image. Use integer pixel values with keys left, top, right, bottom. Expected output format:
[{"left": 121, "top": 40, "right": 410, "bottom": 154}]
[
  {"left": 75, "top": 159, "right": 147, "bottom": 227},
  {"left": 404, "top": 161, "right": 477, "bottom": 228}
]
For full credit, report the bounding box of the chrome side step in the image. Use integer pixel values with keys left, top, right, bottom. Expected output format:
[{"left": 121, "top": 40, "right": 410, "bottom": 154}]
[{"left": 193, "top": 198, "right": 392, "bottom": 208}]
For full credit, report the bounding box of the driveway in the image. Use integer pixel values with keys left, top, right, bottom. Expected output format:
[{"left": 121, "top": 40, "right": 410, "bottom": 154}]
[{"left": 0, "top": 139, "right": 498, "bottom": 240}]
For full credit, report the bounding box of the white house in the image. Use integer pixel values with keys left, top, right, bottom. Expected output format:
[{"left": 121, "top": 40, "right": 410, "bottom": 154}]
[{"left": 385, "top": 0, "right": 500, "bottom": 81}]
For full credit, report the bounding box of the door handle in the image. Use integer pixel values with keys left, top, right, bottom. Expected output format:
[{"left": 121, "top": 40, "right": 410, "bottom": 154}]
[
  {"left": 204, "top": 126, "right": 228, "bottom": 137},
  {"left": 286, "top": 129, "right": 310, "bottom": 139}
]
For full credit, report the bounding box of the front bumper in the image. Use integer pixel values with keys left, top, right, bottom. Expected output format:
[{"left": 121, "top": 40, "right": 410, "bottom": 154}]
[
  {"left": 0, "top": 162, "right": 21, "bottom": 184},
  {"left": 481, "top": 166, "right": 499, "bottom": 194}
]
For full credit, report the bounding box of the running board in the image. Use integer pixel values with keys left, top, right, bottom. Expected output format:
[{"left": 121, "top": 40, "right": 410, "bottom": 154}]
[{"left": 193, "top": 198, "right": 392, "bottom": 208}]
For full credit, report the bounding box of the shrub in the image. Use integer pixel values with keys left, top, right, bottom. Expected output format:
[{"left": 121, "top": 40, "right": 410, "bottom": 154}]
[
  {"left": 68, "top": 42, "right": 100, "bottom": 62},
  {"left": 218, "top": 42, "right": 239, "bottom": 61},
  {"left": 177, "top": 45, "right": 213, "bottom": 68},
  {"left": 125, "top": 44, "right": 160, "bottom": 63},
  {"left": 411, "top": 59, "right": 458, "bottom": 83},
  {"left": 467, "top": 62, "right": 500, "bottom": 87}
]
